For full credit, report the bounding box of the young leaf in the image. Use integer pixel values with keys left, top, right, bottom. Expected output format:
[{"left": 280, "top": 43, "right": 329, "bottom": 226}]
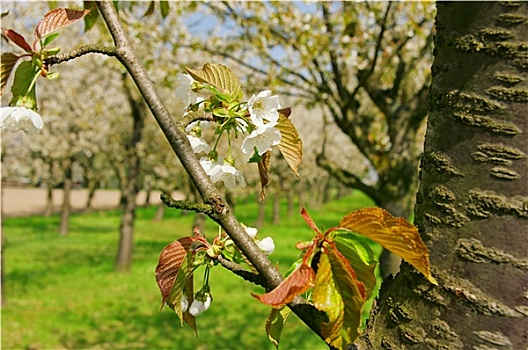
[
  {"left": 258, "top": 151, "right": 271, "bottom": 201},
  {"left": 1, "top": 28, "right": 32, "bottom": 52},
  {"left": 83, "top": 1, "right": 100, "bottom": 32},
  {"left": 313, "top": 244, "right": 367, "bottom": 349},
  {"left": 276, "top": 112, "right": 302, "bottom": 176},
  {"left": 155, "top": 236, "right": 195, "bottom": 308},
  {"left": 339, "top": 207, "right": 437, "bottom": 284},
  {"left": 1, "top": 52, "right": 20, "bottom": 96},
  {"left": 265, "top": 306, "right": 292, "bottom": 349},
  {"left": 300, "top": 207, "right": 322, "bottom": 235},
  {"left": 252, "top": 259, "right": 315, "bottom": 307},
  {"left": 41, "top": 32, "right": 60, "bottom": 48},
  {"left": 34, "top": 8, "right": 90, "bottom": 42},
  {"left": 332, "top": 233, "right": 378, "bottom": 298},
  {"left": 167, "top": 252, "right": 197, "bottom": 333},
  {"left": 9, "top": 61, "right": 39, "bottom": 108},
  {"left": 185, "top": 63, "right": 243, "bottom": 99},
  {"left": 160, "top": 1, "right": 170, "bottom": 19}
]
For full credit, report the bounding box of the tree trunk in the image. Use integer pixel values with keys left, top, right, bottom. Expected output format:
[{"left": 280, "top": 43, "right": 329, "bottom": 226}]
[
  {"left": 272, "top": 192, "right": 280, "bottom": 225},
  {"left": 255, "top": 199, "right": 266, "bottom": 230},
  {"left": 360, "top": 2, "right": 528, "bottom": 348},
  {"left": 153, "top": 202, "right": 165, "bottom": 221},
  {"left": 85, "top": 179, "right": 97, "bottom": 210},
  {"left": 59, "top": 158, "right": 73, "bottom": 236},
  {"left": 44, "top": 182, "right": 53, "bottom": 217},
  {"left": 115, "top": 75, "right": 146, "bottom": 273}
]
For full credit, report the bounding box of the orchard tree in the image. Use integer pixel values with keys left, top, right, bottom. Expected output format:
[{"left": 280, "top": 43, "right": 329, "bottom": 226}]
[
  {"left": 188, "top": 1, "right": 435, "bottom": 276},
  {"left": 193, "top": 1, "right": 434, "bottom": 219}
]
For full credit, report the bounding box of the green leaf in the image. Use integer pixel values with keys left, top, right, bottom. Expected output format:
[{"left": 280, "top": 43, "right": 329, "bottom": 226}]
[
  {"left": 265, "top": 306, "right": 292, "bottom": 349},
  {"left": 1, "top": 52, "right": 20, "bottom": 96},
  {"left": 276, "top": 112, "right": 302, "bottom": 176},
  {"left": 339, "top": 207, "right": 437, "bottom": 284},
  {"left": 313, "top": 244, "right": 367, "bottom": 349},
  {"left": 332, "top": 233, "right": 378, "bottom": 299},
  {"left": 160, "top": 1, "right": 170, "bottom": 18},
  {"left": 35, "top": 8, "right": 90, "bottom": 41},
  {"left": 9, "top": 60, "right": 39, "bottom": 108},
  {"left": 83, "top": 1, "right": 100, "bottom": 32},
  {"left": 41, "top": 32, "right": 60, "bottom": 48},
  {"left": 185, "top": 63, "right": 243, "bottom": 99},
  {"left": 169, "top": 253, "right": 197, "bottom": 335}
]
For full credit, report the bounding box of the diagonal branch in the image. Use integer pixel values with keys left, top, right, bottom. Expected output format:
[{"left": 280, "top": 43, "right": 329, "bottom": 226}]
[{"left": 95, "top": 0, "right": 330, "bottom": 344}]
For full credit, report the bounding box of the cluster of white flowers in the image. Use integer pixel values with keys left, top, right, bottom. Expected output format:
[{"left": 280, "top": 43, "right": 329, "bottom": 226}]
[
  {"left": 176, "top": 74, "right": 283, "bottom": 191},
  {"left": 243, "top": 225, "right": 275, "bottom": 255},
  {"left": 181, "top": 293, "right": 212, "bottom": 317},
  {"left": 0, "top": 106, "right": 44, "bottom": 134}
]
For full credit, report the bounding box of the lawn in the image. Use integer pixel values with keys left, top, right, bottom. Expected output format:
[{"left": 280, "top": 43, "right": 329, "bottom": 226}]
[{"left": 2, "top": 191, "right": 378, "bottom": 350}]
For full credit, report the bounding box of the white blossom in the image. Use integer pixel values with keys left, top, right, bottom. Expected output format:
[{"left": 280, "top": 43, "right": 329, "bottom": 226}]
[
  {"left": 241, "top": 123, "right": 282, "bottom": 157},
  {"left": 247, "top": 90, "right": 280, "bottom": 127},
  {"left": 257, "top": 237, "right": 275, "bottom": 255},
  {"left": 199, "top": 157, "right": 216, "bottom": 176},
  {"left": 189, "top": 294, "right": 212, "bottom": 317},
  {"left": 187, "top": 135, "right": 211, "bottom": 154},
  {"left": 244, "top": 226, "right": 258, "bottom": 239},
  {"left": 181, "top": 295, "right": 189, "bottom": 313},
  {"left": 209, "top": 160, "right": 246, "bottom": 191},
  {"left": 0, "top": 106, "right": 43, "bottom": 134}
]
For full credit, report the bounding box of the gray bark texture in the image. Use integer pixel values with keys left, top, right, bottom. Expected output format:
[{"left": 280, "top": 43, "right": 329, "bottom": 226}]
[{"left": 359, "top": 2, "right": 528, "bottom": 349}]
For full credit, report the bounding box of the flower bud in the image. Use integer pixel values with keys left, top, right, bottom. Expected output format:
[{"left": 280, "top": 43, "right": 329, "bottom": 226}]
[
  {"left": 257, "top": 237, "right": 275, "bottom": 255},
  {"left": 181, "top": 295, "right": 189, "bottom": 313},
  {"left": 244, "top": 225, "right": 258, "bottom": 239}
]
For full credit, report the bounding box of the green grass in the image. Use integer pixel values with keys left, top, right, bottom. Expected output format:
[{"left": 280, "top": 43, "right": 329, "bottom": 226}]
[{"left": 2, "top": 191, "right": 378, "bottom": 350}]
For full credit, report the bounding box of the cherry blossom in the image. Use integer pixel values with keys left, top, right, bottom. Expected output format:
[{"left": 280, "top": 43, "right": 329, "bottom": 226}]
[
  {"left": 189, "top": 294, "right": 212, "bottom": 316},
  {"left": 209, "top": 160, "right": 246, "bottom": 191},
  {"left": 187, "top": 135, "right": 211, "bottom": 154},
  {"left": 244, "top": 225, "right": 258, "bottom": 238},
  {"left": 181, "top": 295, "right": 189, "bottom": 313},
  {"left": 257, "top": 237, "right": 275, "bottom": 255},
  {"left": 247, "top": 90, "right": 280, "bottom": 127},
  {"left": 0, "top": 106, "right": 43, "bottom": 134},
  {"left": 241, "top": 123, "right": 282, "bottom": 157}
]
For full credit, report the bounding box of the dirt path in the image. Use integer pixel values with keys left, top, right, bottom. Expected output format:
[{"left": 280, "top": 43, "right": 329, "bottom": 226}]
[{"left": 1, "top": 188, "right": 184, "bottom": 217}]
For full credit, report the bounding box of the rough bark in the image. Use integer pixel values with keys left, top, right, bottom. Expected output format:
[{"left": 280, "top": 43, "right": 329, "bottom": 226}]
[
  {"left": 115, "top": 75, "right": 146, "bottom": 273},
  {"left": 59, "top": 157, "right": 73, "bottom": 236},
  {"left": 359, "top": 2, "right": 528, "bottom": 349}
]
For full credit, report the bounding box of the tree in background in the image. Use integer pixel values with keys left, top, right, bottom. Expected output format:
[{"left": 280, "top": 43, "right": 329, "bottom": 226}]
[
  {"left": 196, "top": 1, "right": 434, "bottom": 219},
  {"left": 358, "top": 2, "right": 527, "bottom": 348}
]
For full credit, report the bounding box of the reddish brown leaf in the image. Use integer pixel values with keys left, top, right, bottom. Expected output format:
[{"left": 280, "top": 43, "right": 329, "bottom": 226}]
[
  {"left": 252, "top": 261, "right": 315, "bottom": 307},
  {"left": 1, "top": 28, "right": 32, "bottom": 52},
  {"left": 1, "top": 52, "right": 20, "bottom": 96},
  {"left": 155, "top": 236, "right": 195, "bottom": 308},
  {"left": 339, "top": 207, "right": 437, "bottom": 284},
  {"left": 301, "top": 207, "right": 322, "bottom": 236},
  {"left": 258, "top": 151, "right": 271, "bottom": 201},
  {"left": 34, "top": 8, "right": 90, "bottom": 41}
]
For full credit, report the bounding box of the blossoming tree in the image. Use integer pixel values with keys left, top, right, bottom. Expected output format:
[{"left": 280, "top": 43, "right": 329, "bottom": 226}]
[{"left": 0, "top": 3, "right": 437, "bottom": 348}]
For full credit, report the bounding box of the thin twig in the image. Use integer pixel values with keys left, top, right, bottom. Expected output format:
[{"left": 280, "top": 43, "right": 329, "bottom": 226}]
[{"left": 45, "top": 45, "right": 116, "bottom": 66}]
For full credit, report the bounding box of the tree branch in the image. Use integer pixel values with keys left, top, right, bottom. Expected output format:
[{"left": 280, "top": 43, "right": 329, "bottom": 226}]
[
  {"left": 216, "top": 255, "right": 267, "bottom": 287},
  {"left": 45, "top": 45, "right": 116, "bottom": 66},
  {"left": 160, "top": 193, "right": 214, "bottom": 215},
  {"left": 95, "top": 0, "right": 329, "bottom": 344}
]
